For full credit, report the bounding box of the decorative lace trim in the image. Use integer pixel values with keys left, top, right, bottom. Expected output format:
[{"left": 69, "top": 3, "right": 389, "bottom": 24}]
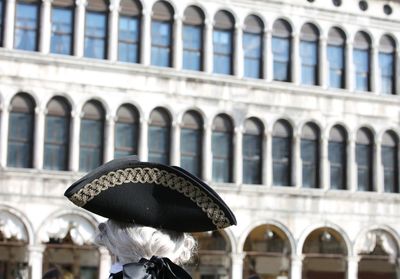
[{"left": 69, "top": 167, "right": 230, "bottom": 229}]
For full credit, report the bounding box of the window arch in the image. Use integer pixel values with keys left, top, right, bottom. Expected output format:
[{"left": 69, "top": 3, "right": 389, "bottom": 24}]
[
  {"left": 213, "top": 10, "right": 234, "bottom": 75},
  {"left": 84, "top": 0, "right": 108, "bottom": 59},
  {"left": 356, "top": 127, "right": 373, "bottom": 191},
  {"left": 148, "top": 107, "right": 171, "bottom": 164},
  {"left": 327, "top": 27, "right": 346, "bottom": 89},
  {"left": 182, "top": 6, "right": 204, "bottom": 71},
  {"left": 272, "top": 19, "right": 292, "bottom": 82},
  {"left": 79, "top": 100, "right": 105, "bottom": 171},
  {"left": 382, "top": 131, "right": 398, "bottom": 193},
  {"left": 328, "top": 125, "right": 347, "bottom": 190},
  {"left": 354, "top": 31, "right": 371, "bottom": 92},
  {"left": 114, "top": 104, "right": 139, "bottom": 159},
  {"left": 242, "top": 118, "right": 263, "bottom": 184},
  {"left": 151, "top": 1, "right": 173, "bottom": 67},
  {"left": 379, "top": 35, "right": 396, "bottom": 95},
  {"left": 14, "top": 0, "right": 40, "bottom": 51},
  {"left": 212, "top": 114, "right": 233, "bottom": 182},
  {"left": 180, "top": 110, "right": 203, "bottom": 177},
  {"left": 7, "top": 93, "right": 35, "bottom": 168},
  {"left": 118, "top": 0, "right": 141, "bottom": 63},
  {"left": 301, "top": 122, "right": 320, "bottom": 188},
  {"left": 300, "top": 23, "right": 319, "bottom": 85},
  {"left": 243, "top": 15, "right": 263, "bottom": 79},
  {"left": 272, "top": 119, "right": 292, "bottom": 186},
  {"left": 44, "top": 97, "right": 71, "bottom": 170},
  {"left": 50, "top": 0, "right": 74, "bottom": 55}
]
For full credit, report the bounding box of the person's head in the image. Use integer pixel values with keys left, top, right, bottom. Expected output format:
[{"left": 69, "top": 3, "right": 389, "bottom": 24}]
[
  {"left": 42, "top": 268, "right": 62, "bottom": 279},
  {"left": 95, "top": 219, "right": 196, "bottom": 265}
]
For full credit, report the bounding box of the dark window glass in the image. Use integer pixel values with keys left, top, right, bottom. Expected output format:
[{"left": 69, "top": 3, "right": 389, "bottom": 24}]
[
  {"left": 84, "top": 12, "right": 107, "bottom": 59},
  {"left": 356, "top": 143, "right": 373, "bottom": 191},
  {"left": 354, "top": 49, "right": 370, "bottom": 91},
  {"left": 300, "top": 40, "right": 318, "bottom": 85},
  {"left": 51, "top": 7, "right": 73, "bottom": 55},
  {"left": 118, "top": 16, "right": 139, "bottom": 63},
  {"left": 272, "top": 37, "right": 290, "bottom": 81},
  {"left": 8, "top": 112, "right": 34, "bottom": 168},
  {"left": 213, "top": 30, "right": 232, "bottom": 74},
  {"left": 272, "top": 137, "right": 291, "bottom": 186},
  {"left": 151, "top": 20, "right": 172, "bottom": 67},
  {"left": 181, "top": 129, "right": 202, "bottom": 179},
  {"left": 0, "top": 0, "right": 5, "bottom": 45},
  {"left": 379, "top": 52, "right": 394, "bottom": 95},
  {"left": 243, "top": 133, "right": 262, "bottom": 184},
  {"left": 14, "top": 2, "right": 39, "bottom": 51},
  {"left": 243, "top": 32, "right": 262, "bottom": 78},
  {"left": 328, "top": 141, "right": 346, "bottom": 189},
  {"left": 114, "top": 106, "right": 139, "bottom": 159},
  {"left": 301, "top": 139, "right": 319, "bottom": 188},
  {"left": 148, "top": 109, "right": 170, "bottom": 164},
  {"left": 327, "top": 45, "right": 344, "bottom": 88},
  {"left": 382, "top": 145, "right": 398, "bottom": 193},
  {"left": 212, "top": 116, "right": 233, "bottom": 183},
  {"left": 183, "top": 25, "right": 202, "bottom": 71}
]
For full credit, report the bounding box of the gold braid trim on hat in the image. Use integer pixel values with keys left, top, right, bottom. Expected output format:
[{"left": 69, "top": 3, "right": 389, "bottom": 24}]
[{"left": 69, "top": 167, "right": 231, "bottom": 229}]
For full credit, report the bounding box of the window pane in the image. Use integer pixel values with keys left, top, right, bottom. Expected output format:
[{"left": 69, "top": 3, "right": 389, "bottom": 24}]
[
  {"left": 44, "top": 116, "right": 69, "bottom": 170},
  {"left": 243, "top": 32, "right": 262, "bottom": 78},
  {"left": 183, "top": 25, "right": 202, "bottom": 71},
  {"left": 148, "top": 126, "right": 170, "bottom": 164},
  {"left": 118, "top": 15, "right": 139, "bottom": 63},
  {"left": 114, "top": 122, "right": 138, "bottom": 159},
  {"left": 213, "top": 30, "right": 232, "bottom": 74},
  {"left": 300, "top": 41, "right": 318, "bottom": 85},
  {"left": 180, "top": 128, "right": 202, "bottom": 177},
  {"left": 243, "top": 134, "right": 262, "bottom": 184},
  {"left": 356, "top": 144, "right": 372, "bottom": 191},
  {"left": 15, "top": 3, "right": 39, "bottom": 51},
  {"left": 212, "top": 132, "right": 232, "bottom": 182},
  {"left": 272, "top": 37, "right": 290, "bottom": 81},
  {"left": 328, "top": 141, "right": 346, "bottom": 189},
  {"left": 327, "top": 45, "right": 344, "bottom": 88},
  {"left": 8, "top": 112, "right": 34, "bottom": 167},
  {"left": 84, "top": 12, "right": 107, "bottom": 59},
  {"left": 0, "top": 0, "right": 4, "bottom": 45},
  {"left": 151, "top": 20, "right": 171, "bottom": 67},
  {"left": 379, "top": 52, "right": 394, "bottom": 95},
  {"left": 354, "top": 49, "right": 370, "bottom": 91},
  {"left": 382, "top": 146, "right": 398, "bottom": 193},
  {"left": 51, "top": 7, "right": 73, "bottom": 55},
  {"left": 301, "top": 139, "right": 318, "bottom": 188},
  {"left": 79, "top": 119, "right": 104, "bottom": 171}
]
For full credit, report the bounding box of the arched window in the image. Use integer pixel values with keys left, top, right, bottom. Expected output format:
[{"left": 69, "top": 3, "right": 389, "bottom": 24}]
[
  {"left": 242, "top": 118, "right": 263, "bottom": 184},
  {"left": 300, "top": 23, "right": 319, "bottom": 85},
  {"left": 118, "top": 0, "right": 141, "bottom": 63},
  {"left": 180, "top": 110, "right": 203, "bottom": 177},
  {"left": 212, "top": 114, "right": 233, "bottom": 182},
  {"left": 151, "top": 1, "right": 173, "bottom": 67},
  {"left": 14, "top": 0, "right": 40, "bottom": 51},
  {"left": 328, "top": 125, "right": 347, "bottom": 190},
  {"left": 379, "top": 35, "right": 396, "bottom": 95},
  {"left": 114, "top": 104, "right": 139, "bottom": 159},
  {"left": 44, "top": 97, "right": 70, "bottom": 170},
  {"left": 272, "top": 19, "right": 291, "bottom": 82},
  {"left": 301, "top": 122, "right": 320, "bottom": 188},
  {"left": 84, "top": 0, "right": 108, "bottom": 59},
  {"left": 50, "top": 0, "right": 74, "bottom": 55},
  {"left": 243, "top": 15, "right": 263, "bottom": 79},
  {"left": 272, "top": 120, "right": 292, "bottom": 186},
  {"left": 356, "top": 127, "right": 373, "bottom": 191},
  {"left": 79, "top": 100, "right": 105, "bottom": 171},
  {"left": 213, "top": 10, "right": 234, "bottom": 75},
  {"left": 354, "top": 31, "right": 371, "bottom": 92},
  {"left": 327, "top": 27, "right": 345, "bottom": 89},
  {"left": 148, "top": 108, "right": 171, "bottom": 164},
  {"left": 382, "top": 131, "right": 398, "bottom": 193},
  {"left": 7, "top": 93, "right": 35, "bottom": 168},
  {"left": 182, "top": 6, "right": 204, "bottom": 71}
]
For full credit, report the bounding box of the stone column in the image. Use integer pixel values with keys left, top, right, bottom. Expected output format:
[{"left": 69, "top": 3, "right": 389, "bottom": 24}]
[
  {"left": 374, "top": 140, "right": 383, "bottom": 193},
  {"left": 321, "top": 136, "right": 329, "bottom": 190},
  {"left": 39, "top": 0, "right": 52, "bottom": 54},
  {"left": 0, "top": 107, "right": 9, "bottom": 167},
  {"left": 173, "top": 15, "right": 183, "bottom": 70},
  {"left": 290, "top": 255, "right": 303, "bottom": 279},
  {"left": 104, "top": 115, "right": 115, "bottom": 163},
  {"left": 140, "top": 9, "right": 151, "bottom": 66},
  {"left": 319, "top": 36, "right": 328, "bottom": 88},
  {"left": 28, "top": 245, "right": 45, "bottom": 279},
  {"left": 264, "top": 29, "right": 273, "bottom": 81},
  {"left": 138, "top": 118, "right": 148, "bottom": 162},
  {"left": 98, "top": 247, "right": 112, "bottom": 279},
  {"left": 33, "top": 108, "right": 45, "bottom": 170},
  {"left": 371, "top": 44, "right": 380, "bottom": 94},
  {"left": 293, "top": 134, "right": 302, "bottom": 188},
  {"left": 292, "top": 33, "right": 301, "bottom": 84},
  {"left": 202, "top": 124, "right": 212, "bottom": 181},
  {"left": 346, "top": 256, "right": 359, "bottom": 279},
  {"left": 108, "top": 0, "right": 120, "bottom": 61},
  {"left": 204, "top": 20, "right": 213, "bottom": 73},
  {"left": 345, "top": 41, "right": 354, "bottom": 91},
  {"left": 74, "top": 0, "right": 87, "bottom": 57},
  {"left": 170, "top": 121, "right": 180, "bottom": 166},
  {"left": 234, "top": 24, "right": 243, "bottom": 78},
  {"left": 69, "top": 110, "right": 81, "bottom": 172},
  {"left": 265, "top": 131, "right": 272, "bottom": 187},
  {"left": 347, "top": 137, "right": 356, "bottom": 191},
  {"left": 234, "top": 127, "right": 243, "bottom": 185},
  {"left": 231, "top": 253, "right": 245, "bottom": 279},
  {"left": 3, "top": 0, "right": 16, "bottom": 49}
]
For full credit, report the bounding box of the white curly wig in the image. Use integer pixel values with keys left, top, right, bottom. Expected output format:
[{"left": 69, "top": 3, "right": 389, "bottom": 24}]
[{"left": 95, "top": 219, "right": 197, "bottom": 265}]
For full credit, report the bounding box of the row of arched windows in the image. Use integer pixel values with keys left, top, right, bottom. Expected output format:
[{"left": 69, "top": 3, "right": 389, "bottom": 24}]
[
  {"left": 2, "top": 0, "right": 398, "bottom": 94},
  {"left": 7, "top": 93, "right": 400, "bottom": 193}
]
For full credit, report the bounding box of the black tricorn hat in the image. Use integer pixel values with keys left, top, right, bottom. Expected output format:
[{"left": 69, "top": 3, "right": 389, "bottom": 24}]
[{"left": 64, "top": 156, "right": 236, "bottom": 232}]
